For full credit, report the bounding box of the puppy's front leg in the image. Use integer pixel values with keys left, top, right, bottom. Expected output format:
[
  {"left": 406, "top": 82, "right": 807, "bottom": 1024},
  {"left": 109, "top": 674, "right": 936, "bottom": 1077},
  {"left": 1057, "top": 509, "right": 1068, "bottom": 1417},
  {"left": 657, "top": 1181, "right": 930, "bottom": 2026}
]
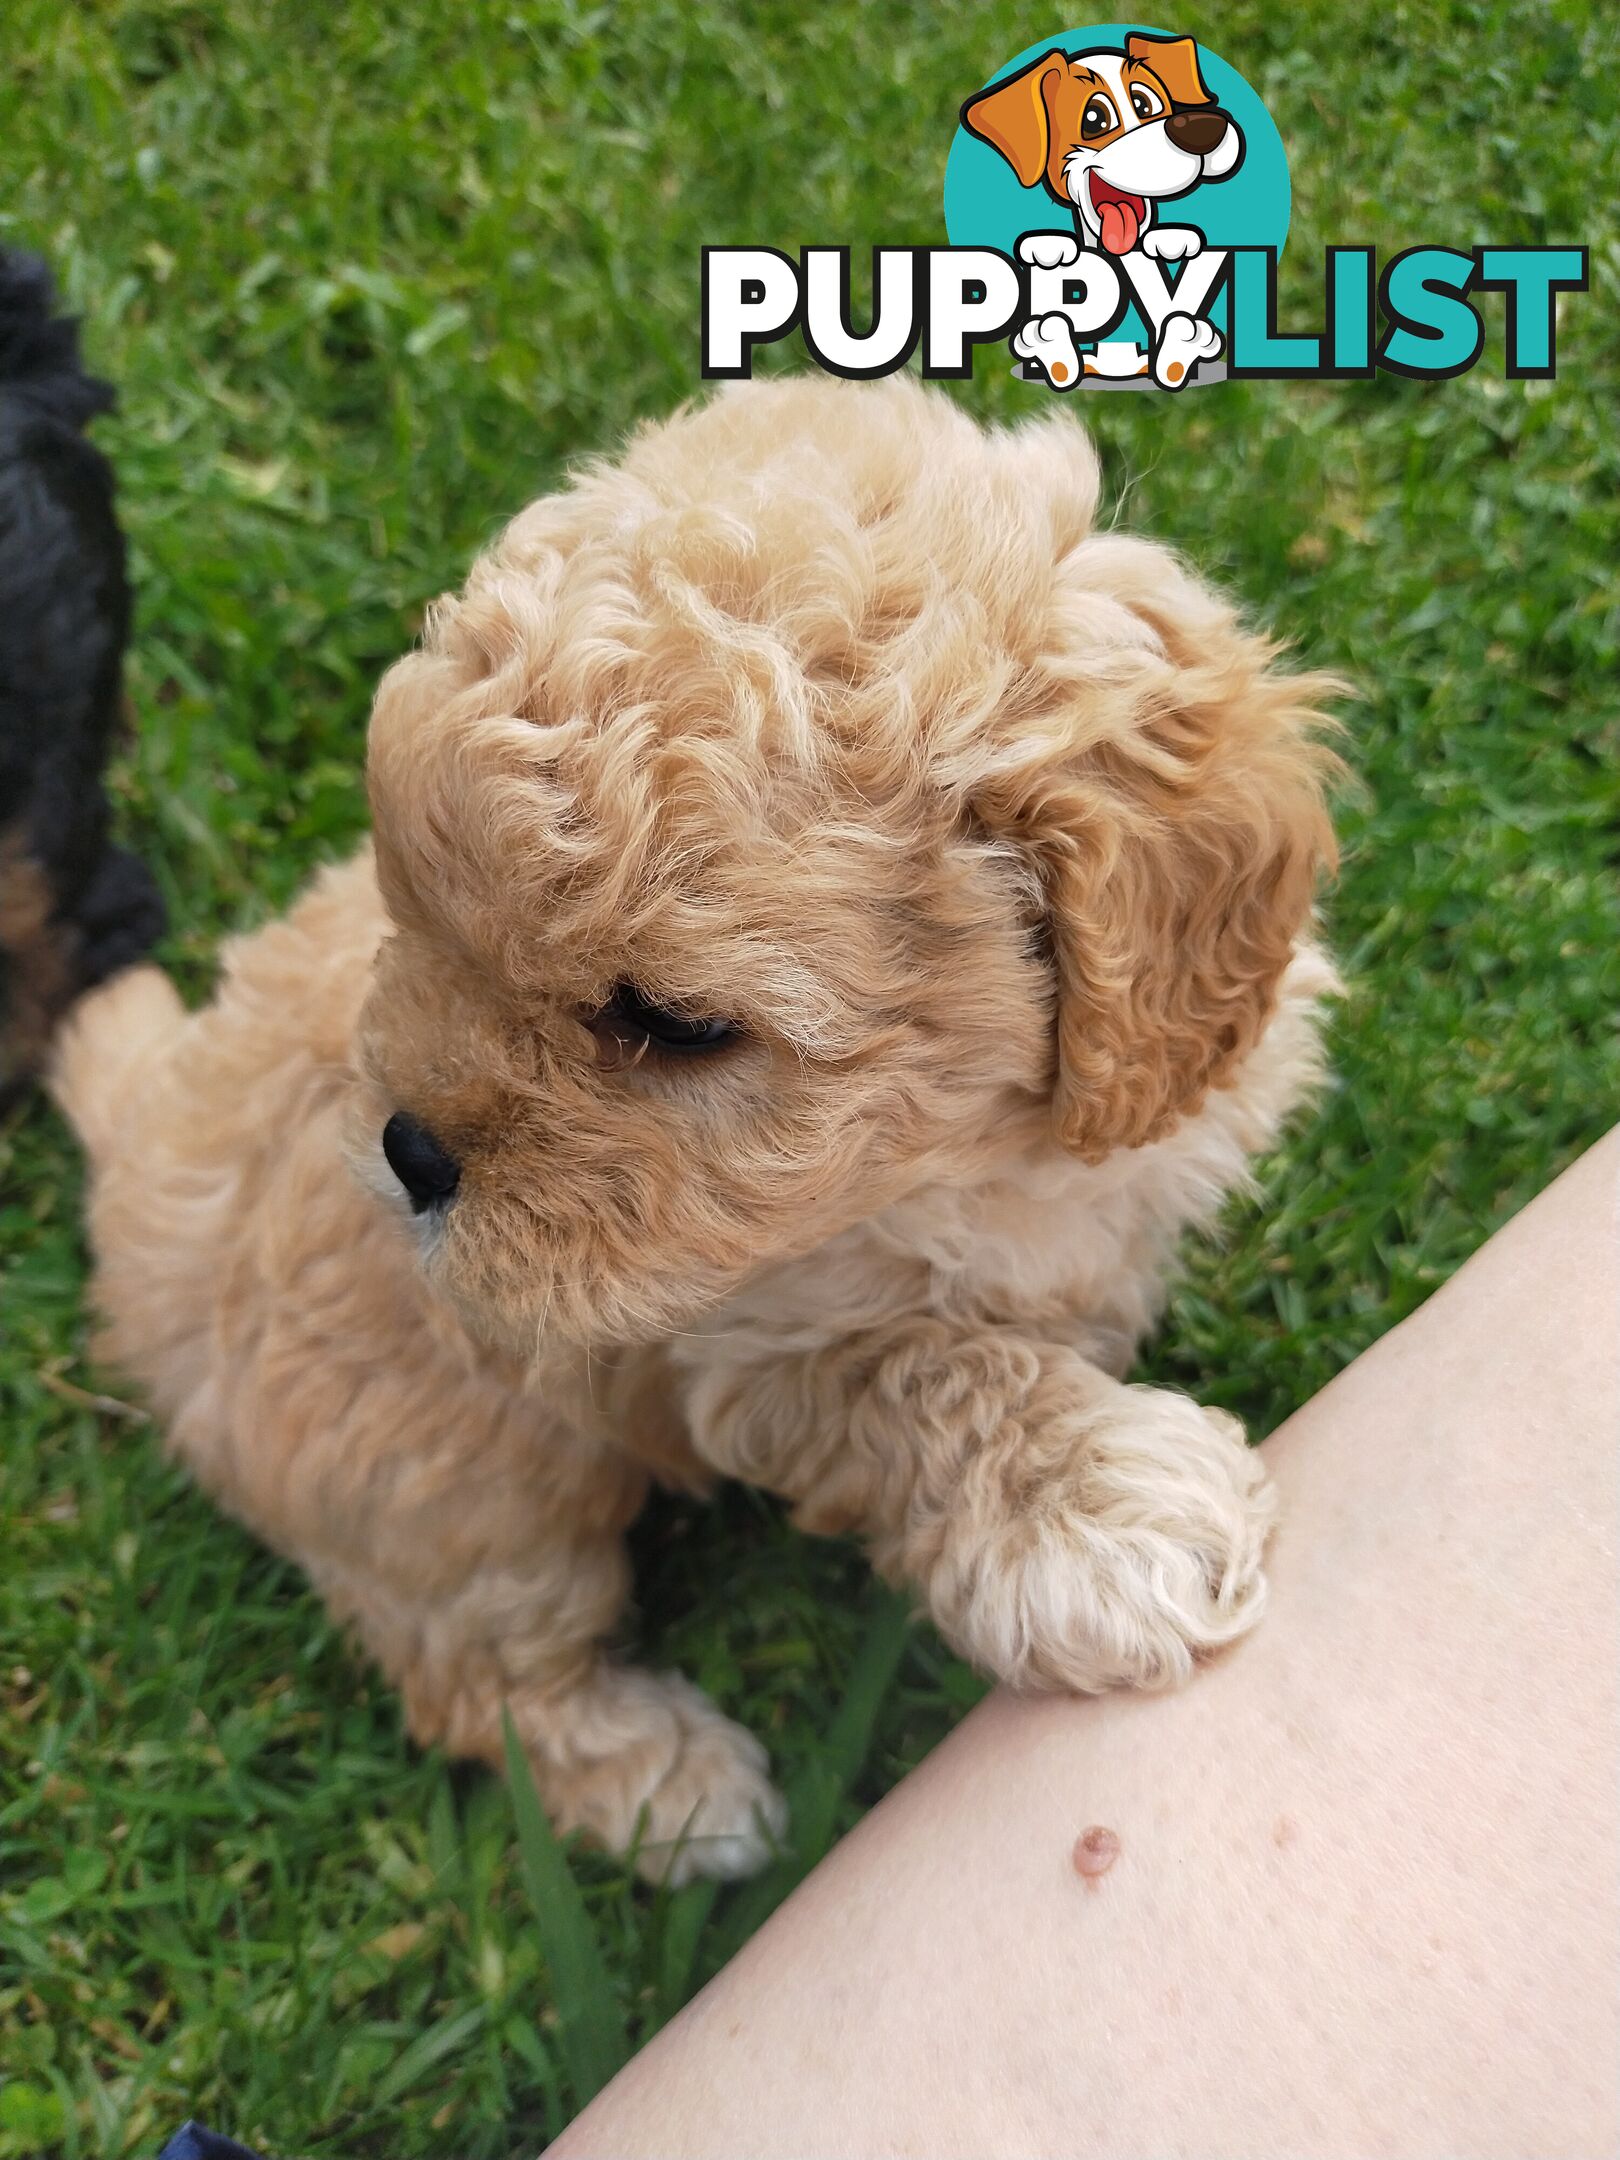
[
  {"left": 685, "top": 1326, "right": 1275, "bottom": 1694},
  {"left": 314, "top": 1533, "right": 785, "bottom": 1885}
]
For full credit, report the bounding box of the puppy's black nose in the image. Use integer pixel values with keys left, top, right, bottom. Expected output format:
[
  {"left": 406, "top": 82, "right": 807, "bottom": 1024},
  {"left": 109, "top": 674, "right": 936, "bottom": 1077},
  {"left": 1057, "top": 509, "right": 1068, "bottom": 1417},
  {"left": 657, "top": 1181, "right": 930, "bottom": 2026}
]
[
  {"left": 1166, "top": 108, "right": 1229, "bottom": 156},
  {"left": 381, "top": 1111, "right": 461, "bottom": 1212}
]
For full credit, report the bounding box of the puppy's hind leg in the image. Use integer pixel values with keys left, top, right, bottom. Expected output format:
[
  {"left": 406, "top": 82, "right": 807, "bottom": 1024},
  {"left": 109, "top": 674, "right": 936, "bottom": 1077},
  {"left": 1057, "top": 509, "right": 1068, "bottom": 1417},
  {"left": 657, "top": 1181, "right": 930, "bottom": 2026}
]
[{"left": 322, "top": 1534, "right": 787, "bottom": 1886}]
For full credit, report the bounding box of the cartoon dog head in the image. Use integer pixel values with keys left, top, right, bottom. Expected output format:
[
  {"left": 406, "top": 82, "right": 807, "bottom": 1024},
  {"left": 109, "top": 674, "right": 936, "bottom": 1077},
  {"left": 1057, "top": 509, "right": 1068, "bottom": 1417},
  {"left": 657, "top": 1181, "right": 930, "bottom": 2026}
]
[
  {"left": 357, "top": 380, "right": 1334, "bottom": 1356},
  {"left": 962, "top": 33, "right": 1244, "bottom": 255}
]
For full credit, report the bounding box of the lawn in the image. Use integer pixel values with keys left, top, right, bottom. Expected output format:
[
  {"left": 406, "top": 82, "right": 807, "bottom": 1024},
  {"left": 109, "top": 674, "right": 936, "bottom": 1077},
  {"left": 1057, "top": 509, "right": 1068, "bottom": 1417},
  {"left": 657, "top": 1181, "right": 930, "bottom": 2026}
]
[{"left": 1, "top": 0, "right": 1616, "bottom": 2153}]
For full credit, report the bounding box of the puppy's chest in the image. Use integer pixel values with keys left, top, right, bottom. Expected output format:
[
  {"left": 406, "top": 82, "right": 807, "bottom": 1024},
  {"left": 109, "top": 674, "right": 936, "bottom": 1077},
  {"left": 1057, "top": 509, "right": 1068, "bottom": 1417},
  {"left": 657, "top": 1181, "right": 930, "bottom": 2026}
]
[
  {"left": 544, "top": 1341, "right": 714, "bottom": 1493},
  {"left": 674, "top": 1153, "right": 1195, "bottom": 1377}
]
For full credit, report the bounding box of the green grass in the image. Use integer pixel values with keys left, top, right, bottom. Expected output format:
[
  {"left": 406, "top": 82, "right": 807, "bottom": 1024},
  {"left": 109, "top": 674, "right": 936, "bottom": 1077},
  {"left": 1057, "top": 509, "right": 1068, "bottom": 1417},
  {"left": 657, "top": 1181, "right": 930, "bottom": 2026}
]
[{"left": 2, "top": 0, "right": 1617, "bottom": 2151}]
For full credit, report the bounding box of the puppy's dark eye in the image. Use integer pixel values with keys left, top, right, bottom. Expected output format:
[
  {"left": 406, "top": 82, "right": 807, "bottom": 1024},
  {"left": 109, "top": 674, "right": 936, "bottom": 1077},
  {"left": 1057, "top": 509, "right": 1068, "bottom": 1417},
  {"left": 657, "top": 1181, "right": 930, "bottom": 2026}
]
[{"left": 598, "top": 983, "right": 739, "bottom": 1052}]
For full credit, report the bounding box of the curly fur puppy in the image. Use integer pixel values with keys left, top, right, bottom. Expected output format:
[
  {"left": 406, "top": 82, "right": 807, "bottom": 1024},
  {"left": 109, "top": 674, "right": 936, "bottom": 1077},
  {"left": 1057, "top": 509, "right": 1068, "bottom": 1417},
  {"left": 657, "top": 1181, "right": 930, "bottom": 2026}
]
[
  {"left": 0, "top": 247, "right": 164, "bottom": 1105},
  {"left": 55, "top": 378, "right": 1339, "bottom": 1882}
]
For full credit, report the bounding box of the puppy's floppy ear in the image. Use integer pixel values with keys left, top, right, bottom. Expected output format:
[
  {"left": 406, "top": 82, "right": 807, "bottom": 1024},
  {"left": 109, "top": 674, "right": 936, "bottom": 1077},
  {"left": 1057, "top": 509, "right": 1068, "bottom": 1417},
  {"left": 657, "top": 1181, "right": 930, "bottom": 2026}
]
[
  {"left": 1126, "top": 31, "right": 1214, "bottom": 109},
  {"left": 961, "top": 51, "right": 1068, "bottom": 188},
  {"left": 974, "top": 536, "right": 1341, "bottom": 1162}
]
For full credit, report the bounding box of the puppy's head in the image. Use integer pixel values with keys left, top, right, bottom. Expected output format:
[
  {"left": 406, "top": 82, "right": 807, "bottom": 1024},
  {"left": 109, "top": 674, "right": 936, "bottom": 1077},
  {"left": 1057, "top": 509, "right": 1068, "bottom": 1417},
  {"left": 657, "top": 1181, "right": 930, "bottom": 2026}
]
[
  {"left": 358, "top": 378, "right": 1336, "bottom": 1352},
  {"left": 962, "top": 35, "right": 1245, "bottom": 253}
]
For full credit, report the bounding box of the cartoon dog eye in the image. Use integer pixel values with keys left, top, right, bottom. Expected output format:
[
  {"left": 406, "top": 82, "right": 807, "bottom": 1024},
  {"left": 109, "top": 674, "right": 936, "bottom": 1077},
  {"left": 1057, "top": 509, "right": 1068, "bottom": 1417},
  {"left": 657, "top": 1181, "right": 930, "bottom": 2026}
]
[
  {"left": 1128, "top": 81, "right": 1166, "bottom": 121},
  {"left": 1080, "top": 91, "right": 1120, "bottom": 139}
]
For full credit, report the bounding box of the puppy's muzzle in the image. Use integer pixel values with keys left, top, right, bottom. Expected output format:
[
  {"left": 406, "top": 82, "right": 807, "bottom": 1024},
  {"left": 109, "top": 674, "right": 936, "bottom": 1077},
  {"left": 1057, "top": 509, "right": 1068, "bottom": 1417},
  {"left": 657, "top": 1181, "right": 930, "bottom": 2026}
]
[
  {"left": 1165, "top": 109, "right": 1230, "bottom": 156},
  {"left": 382, "top": 1111, "right": 461, "bottom": 1212}
]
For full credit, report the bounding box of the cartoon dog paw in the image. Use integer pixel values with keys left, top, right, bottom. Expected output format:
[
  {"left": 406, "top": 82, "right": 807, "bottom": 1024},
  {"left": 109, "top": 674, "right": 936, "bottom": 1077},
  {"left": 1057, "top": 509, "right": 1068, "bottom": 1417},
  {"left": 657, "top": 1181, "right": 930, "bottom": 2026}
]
[
  {"left": 1140, "top": 226, "right": 1205, "bottom": 263},
  {"left": 1013, "top": 311, "right": 1082, "bottom": 390},
  {"left": 1152, "top": 311, "right": 1222, "bottom": 390},
  {"left": 1017, "top": 231, "right": 1081, "bottom": 271}
]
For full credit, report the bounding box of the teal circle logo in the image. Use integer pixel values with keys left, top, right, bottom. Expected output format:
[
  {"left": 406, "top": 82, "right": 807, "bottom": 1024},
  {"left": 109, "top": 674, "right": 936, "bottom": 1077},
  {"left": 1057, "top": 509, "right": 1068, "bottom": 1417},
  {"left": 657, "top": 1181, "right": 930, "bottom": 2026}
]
[{"left": 943, "top": 25, "right": 1290, "bottom": 385}]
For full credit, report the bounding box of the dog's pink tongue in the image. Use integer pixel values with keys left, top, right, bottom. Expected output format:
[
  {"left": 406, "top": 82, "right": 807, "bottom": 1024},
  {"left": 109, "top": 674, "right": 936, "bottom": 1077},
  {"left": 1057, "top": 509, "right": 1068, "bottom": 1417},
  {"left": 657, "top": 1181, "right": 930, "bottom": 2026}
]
[{"left": 1098, "top": 198, "right": 1140, "bottom": 255}]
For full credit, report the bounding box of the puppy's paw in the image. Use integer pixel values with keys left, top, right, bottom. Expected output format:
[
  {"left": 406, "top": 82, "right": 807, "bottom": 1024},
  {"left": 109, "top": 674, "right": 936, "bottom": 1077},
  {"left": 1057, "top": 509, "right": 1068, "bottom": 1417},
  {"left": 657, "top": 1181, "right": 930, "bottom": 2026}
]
[
  {"left": 1012, "top": 311, "right": 1082, "bottom": 390},
  {"left": 541, "top": 1668, "right": 787, "bottom": 1885},
  {"left": 1139, "top": 225, "right": 1204, "bottom": 263},
  {"left": 1152, "top": 311, "right": 1222, "bottom": 390},
  {"left": 1017, "top": 230, "right": 1081, "bottom": 270},
  {"left": 932, "top": 1386, "right": 1276, "bottom": 1694},
  {"left": 633, "top": 1677, "right": 789, "bottom": 1884}
]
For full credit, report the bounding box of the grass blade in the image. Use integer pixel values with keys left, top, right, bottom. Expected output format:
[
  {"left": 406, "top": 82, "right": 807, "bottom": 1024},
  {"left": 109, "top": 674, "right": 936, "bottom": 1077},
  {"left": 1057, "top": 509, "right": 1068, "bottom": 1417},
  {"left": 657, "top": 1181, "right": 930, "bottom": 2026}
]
[
  {"left": 806, "top": 1584, "right": 915, "bottom": 1844},
  {"left": 653, "top": 1878, "right": 719, "bottom": 2028},
  {"left": 374, "top": 2002, "right": 488, "bottom": 2108},
  {"left": 501, "top": 1708, "right": 631, "bottom": 2106},
  {"left": 716, "top": 1586, "right": 913, "bottom": 1953}
]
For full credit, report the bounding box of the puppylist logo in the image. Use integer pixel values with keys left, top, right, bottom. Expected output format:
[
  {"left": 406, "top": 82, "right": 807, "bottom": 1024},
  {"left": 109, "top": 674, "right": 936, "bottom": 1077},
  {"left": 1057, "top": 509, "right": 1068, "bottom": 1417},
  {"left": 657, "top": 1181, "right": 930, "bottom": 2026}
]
[{"left": 702, "top": 23, "right": 1586, "bottom": 392}]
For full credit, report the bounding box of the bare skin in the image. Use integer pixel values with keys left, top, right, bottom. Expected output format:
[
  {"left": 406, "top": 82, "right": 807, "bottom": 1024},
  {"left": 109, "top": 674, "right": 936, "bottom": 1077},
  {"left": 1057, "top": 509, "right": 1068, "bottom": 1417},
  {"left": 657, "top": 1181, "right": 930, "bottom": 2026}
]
[{"left": 555, "top": 1129, "right": 1620, "bottom": 2160}]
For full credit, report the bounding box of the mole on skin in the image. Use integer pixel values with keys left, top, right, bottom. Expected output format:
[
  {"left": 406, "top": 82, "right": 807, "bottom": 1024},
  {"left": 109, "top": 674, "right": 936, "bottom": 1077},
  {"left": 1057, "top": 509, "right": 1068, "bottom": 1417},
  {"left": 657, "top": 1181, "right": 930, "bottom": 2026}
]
[{"left": 1072, "top": 1824, "right": 1120, "bottom": 1885}]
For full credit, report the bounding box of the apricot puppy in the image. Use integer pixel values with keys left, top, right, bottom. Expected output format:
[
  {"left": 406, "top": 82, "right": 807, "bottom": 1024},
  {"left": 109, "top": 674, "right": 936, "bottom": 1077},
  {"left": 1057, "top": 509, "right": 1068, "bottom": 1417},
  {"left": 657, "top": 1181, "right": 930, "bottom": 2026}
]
[{"left": 55, "top": 378, "right": 1338, "bottom": 1881}]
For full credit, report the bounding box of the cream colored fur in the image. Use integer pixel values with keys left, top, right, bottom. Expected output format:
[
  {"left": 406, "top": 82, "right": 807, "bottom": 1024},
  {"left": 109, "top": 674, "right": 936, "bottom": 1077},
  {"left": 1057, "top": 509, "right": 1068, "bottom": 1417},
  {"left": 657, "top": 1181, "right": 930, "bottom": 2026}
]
[{"left": 53, "top": 377, "right": 1340, "bottom": 1881}]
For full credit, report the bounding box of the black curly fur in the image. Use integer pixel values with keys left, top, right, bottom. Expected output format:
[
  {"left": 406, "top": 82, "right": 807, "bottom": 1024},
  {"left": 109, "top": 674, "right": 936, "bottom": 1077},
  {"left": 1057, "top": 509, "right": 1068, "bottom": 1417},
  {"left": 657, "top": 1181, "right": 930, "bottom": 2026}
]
[{"left": 0, "top": 246, "right": 165, "bottom": 1105}]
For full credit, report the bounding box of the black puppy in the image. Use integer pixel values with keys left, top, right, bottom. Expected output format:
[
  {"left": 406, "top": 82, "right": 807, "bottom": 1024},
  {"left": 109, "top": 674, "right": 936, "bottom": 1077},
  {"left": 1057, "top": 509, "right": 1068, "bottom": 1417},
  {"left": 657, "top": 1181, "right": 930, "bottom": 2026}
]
[{"left": 0, "top": 247, "right": 164, "bottom": 1105}]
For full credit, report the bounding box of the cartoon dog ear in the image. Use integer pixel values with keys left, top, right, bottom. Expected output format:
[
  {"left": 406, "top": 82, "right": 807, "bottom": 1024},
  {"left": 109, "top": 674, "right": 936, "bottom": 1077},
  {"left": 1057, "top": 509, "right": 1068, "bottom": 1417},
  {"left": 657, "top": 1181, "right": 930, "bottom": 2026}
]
[
  {"left": 961, "top": 51, "right": 1068, "bottom": 188},
  {"left": 973, "top": 536, "right": 1340, "bottom": 1162},
  {"left": 1126, "top": 31, "right": 1215, "bottom": 109}
]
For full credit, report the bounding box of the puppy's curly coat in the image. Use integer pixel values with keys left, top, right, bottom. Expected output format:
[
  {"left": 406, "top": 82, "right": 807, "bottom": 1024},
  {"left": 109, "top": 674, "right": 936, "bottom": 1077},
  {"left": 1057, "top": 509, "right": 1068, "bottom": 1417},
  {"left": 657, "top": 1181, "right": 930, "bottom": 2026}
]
[{"left": 55, "top": 379, "right": 1339, "bottom": 1881}]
